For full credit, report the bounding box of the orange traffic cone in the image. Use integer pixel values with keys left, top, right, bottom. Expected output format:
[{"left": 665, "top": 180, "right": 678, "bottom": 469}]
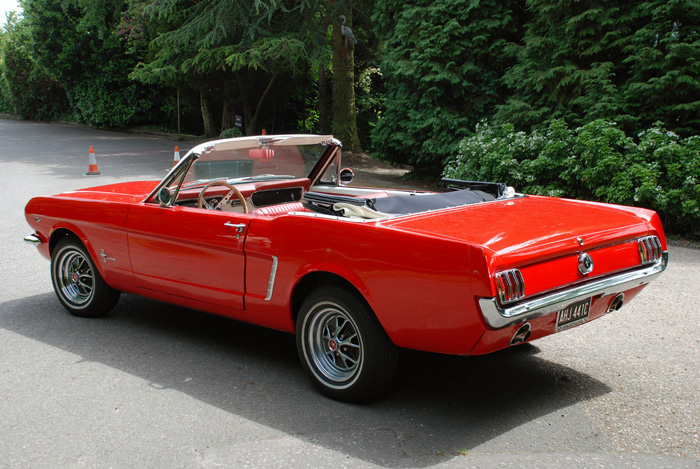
[
  {"left": 85, "top": 146, "right": 101, "bottom": 176},
  {"left": 173, "top": 146, "right": 181, "bottom": 167},
  {"left": 262, "top": 129, "right": 267, "bottom": 135}
]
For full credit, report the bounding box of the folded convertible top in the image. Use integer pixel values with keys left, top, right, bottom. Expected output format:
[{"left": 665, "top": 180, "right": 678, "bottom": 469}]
[
  {"left": 303, "top": 189, "right": 497, "bottom": 217},
  {"left": 371, "top": 189, "right": 496, "bottom": 215}
]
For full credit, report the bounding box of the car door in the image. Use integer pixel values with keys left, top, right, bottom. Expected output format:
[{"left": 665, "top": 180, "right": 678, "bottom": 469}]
[{"left": 125, "top": 203, "right": 249, "bottom": 311}]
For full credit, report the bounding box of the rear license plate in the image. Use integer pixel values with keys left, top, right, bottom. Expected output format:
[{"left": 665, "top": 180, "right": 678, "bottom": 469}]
[{"left": 555, "top": 297, "right": 591, "bottom": 332}]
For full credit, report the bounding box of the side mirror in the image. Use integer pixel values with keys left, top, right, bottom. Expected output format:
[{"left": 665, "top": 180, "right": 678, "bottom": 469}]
[
  {"left": 339, "top": 168, "right": 354, "bottom": 186},
  {"left": 158, "top": 187, "right": 173, "bottom": 207}
]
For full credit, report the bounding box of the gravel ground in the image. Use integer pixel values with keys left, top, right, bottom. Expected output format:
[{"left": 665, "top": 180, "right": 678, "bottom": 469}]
[{"left": 340, "top": 151, "right": 421, "bottom": 190}]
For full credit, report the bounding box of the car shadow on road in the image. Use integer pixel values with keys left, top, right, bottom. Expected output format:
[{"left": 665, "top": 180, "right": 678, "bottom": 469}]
[{"left": 1, "top": 292, "right": 611, "bottom": 467}]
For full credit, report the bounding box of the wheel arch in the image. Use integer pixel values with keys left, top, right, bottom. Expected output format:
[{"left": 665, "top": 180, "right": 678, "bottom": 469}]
[
  {"left": 291, "top": 272, "right": 369, "bottom": 324},
  {"left": 49, "top": 228, "right": 80, "bottom": 255},
  {"left": 48, "top": 226, "right": 106, "bottom": 278}
]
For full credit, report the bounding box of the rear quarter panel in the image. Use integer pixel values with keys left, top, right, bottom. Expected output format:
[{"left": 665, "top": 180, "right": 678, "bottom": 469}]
[{"left": 244, "top": 215, "right": 490, "bottom": 355}]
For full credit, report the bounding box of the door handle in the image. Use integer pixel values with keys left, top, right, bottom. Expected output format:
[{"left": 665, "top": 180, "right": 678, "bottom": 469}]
[{"left": 224, "top": 222, "right": 246, "bottom": 233}]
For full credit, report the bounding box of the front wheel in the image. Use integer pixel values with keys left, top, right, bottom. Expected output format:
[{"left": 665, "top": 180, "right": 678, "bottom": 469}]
[
  {"left": 51, "top": 236, "right": 120, "bottom": 317},
  {"left": 296, "top": 286, "right": 399, "bottom": 402}
]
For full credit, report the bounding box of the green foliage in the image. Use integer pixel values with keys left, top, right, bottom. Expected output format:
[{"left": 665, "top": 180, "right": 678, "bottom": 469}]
[
  {"left": 0, "top": 12, "right": 68, "bottom": 120},
  {"left": 443, "top": 120, "right": 573, "bottom": 197},
  {"left": 3, "top": 0, "right": 698, "bottom": 160},
  {"left": 67, "top": 34, "right": 162, "bottom": 127},
  {"left": 621, "top": 0, "right": 700, "bottom": 135},
  {"left": 132, "top": 0, "right": 330, "bottom": 136},
  {"left": 630, "top": 126, "right": 700, "bottom": 235},
  {"left": 496, "top": 0, "right": 633, "bottom": 130},
  {"left": 371, "top": 0, "right": 523, "bottom": 178},
  {"left": 496, "top": 0, "right": 700, "bottom": 137},
  {"left": 219, "top": 126, "right": 242, "bottom": 138},
  {"left": 355, "top": 66, "right": 384, "bottom": 152},
  {"left": 14, "top": 0, "right": 169, "bottom": 127},
  {"left": 444, "top": 120, "right": 700, "bottom": 237}
]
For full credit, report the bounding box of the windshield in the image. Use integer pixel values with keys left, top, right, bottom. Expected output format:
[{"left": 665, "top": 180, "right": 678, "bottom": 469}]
[
  {"left": 184, "top": 138, "right": 328, "bottom": 187},
  {"left": 151, "top": 135, "right": 335, "bottom": 205}
]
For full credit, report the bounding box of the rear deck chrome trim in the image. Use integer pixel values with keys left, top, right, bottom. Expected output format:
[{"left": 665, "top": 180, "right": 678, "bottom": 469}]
[{"left": 479, "top": 252, "right": 668, "bottom": 329}]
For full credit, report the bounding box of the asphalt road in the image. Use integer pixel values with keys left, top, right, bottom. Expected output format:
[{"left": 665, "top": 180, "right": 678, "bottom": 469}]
[{"left": 1, "top": 119, "right": 698, "bottom": 468}]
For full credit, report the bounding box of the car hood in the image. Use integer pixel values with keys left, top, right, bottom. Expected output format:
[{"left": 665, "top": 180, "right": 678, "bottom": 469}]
[
  {"left": 57, "top": 181, "right": 159, "bottom": 203},
  {"left": 382, "top": 195, "right": 655, "bottom": 264}
]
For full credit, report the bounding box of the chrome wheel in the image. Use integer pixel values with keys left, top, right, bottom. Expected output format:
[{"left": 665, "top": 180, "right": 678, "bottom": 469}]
[
  {"left": 296, "top": 286, "right": 399, "bottom": 402},
  {"left": 306, "top": 304, "right": 363, "bottom": 385},
  {"left": 51, "top": 236, "right": 120, "bottom": 317},
  {"left": 55, "top": 249, "right": 95, "bottom": 307}
]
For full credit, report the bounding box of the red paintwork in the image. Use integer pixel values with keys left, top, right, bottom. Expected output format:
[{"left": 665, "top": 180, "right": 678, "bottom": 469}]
[
  {"left": 384, "top": 196, "right": 665, "bottom": 299},
  {"left": 25, "top": 154, "right": 667, "bottom": 357}
]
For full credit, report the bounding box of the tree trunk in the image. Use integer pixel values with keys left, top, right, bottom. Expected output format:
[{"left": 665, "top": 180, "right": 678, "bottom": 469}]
[
  {"left": 244, "top": 68, "right": 280, "bottom": 136},
  {"left": 318, "top": 64, "right": 329, "bottom": 134},
  {"left": 200, "top": 86, "right": 217, "bottom": 137},
  {"left": 221, "top": 81, "right": 236, "bottom": 132},
  {"left": 331, "top": 7, "right": 361, "bottom": 152}
]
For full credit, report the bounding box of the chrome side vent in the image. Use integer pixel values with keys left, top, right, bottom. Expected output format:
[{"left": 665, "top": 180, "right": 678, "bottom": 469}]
[
  {"left": 638, "top": 236, "right": 662, "bottom": 265},
  {"left": 495, "top": 269, "right": 525, "bottom": 304}
]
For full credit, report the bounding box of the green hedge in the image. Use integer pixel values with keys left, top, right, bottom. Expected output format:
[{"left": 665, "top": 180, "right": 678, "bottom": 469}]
[{"left": 443, "top": 119, "right": 700, "bottom": 238}]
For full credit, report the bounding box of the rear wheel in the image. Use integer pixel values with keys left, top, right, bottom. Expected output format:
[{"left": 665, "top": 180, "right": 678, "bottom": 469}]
[
  {"left": 296, "top": 286, "right": 398, "bottom": 402},
  {"left": 51, "top": 236, "right": 120, "bottom": 317}
]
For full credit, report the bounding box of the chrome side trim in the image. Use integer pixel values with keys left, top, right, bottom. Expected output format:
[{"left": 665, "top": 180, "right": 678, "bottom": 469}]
[
  {"left": 24, "top": 235, "right": 41, "bottom": 246},
  {"left": 479, "top": 251, "right": 668, "bottom": 329},
  {"left": 264, "top": 256, "right": 279, "bottom": 301}
]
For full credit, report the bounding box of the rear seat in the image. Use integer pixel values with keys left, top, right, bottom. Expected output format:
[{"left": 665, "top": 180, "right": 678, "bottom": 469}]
[{"left": 252, "top": 202, "right": 306, "bottom": 216}]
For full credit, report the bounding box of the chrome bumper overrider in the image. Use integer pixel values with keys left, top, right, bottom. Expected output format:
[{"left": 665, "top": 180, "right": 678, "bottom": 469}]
[
  {"left": 478, "top": 252, "right": 668, "bottom": 329},
  {"left": 23, "top": 234, "right": 42, "bottom": 246}
]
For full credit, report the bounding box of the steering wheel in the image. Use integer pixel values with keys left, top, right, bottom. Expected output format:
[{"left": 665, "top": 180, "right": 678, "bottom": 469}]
[{"left": 197, "top": 181, "right": 249, "bottom": 213}]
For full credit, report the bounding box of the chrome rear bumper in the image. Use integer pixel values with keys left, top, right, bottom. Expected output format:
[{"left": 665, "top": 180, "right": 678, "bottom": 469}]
[{"left": 478, "top": 252, "right": 668, "bottom": 329}]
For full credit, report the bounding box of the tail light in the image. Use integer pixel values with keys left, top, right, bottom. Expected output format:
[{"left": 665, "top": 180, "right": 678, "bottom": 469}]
[
  {"left": 495, "top": 269, "right": 525, "bottom": 304},
  {"left": 638, "top": 236, "right": 662, "bottom": 264}
]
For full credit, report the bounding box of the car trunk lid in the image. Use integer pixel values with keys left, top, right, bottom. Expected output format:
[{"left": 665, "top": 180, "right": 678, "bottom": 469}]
[{"left": 382, "top": 195, "right": 657, "bottom": 299}]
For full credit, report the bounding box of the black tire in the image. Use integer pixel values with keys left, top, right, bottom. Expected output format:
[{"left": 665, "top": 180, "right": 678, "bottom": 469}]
[
  {"left": 50, "top": 236, "right": 120, "bottom": 317},
  {"left": 296, "top": 286, "right": 399, "bottom": 402}
]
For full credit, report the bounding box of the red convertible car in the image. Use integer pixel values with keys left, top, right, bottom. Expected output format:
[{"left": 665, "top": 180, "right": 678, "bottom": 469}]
[{"left": 24, "top": 134, "right": 667, "bottom": 401}]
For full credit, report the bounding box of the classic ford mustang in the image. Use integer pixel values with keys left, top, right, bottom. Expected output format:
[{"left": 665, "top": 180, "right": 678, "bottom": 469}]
[{"left": 24, "top": 134, "right": 668, "bottom": 401}]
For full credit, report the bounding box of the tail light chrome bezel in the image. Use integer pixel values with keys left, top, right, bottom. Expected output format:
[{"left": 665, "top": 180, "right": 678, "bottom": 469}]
[
  {"left": 638, "top": 236, "right": 663, "bottom": 265},
  {"left": 495, "top": 269, "right": 525, "bottom": 305}
]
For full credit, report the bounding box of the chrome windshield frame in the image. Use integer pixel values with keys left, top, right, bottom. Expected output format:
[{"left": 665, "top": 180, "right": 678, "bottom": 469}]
[
  {"left": 142, "top": 134, "right": 339, "bottom": 205},
  {"left": 143, "top": 151, "right": 199, "bottom": 205}
]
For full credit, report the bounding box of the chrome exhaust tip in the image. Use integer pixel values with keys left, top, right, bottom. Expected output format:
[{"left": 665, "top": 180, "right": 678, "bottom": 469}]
[
  {"left": 510, "top": 322, "right": 532, "bottom": 346},
  {"left": 607, "top": 293, "right": 625, "bottom": 313}
]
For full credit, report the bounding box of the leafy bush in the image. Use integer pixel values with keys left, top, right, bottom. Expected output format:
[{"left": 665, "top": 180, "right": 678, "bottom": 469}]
[
  {"left": 630, "top": 128, "right": 700, "bottom": 236},
  {"left": 220, "top": 127, "right": 242, "bottom": 138},
  {"left": 1, "top": 14, "right": 68, "bottom": 120},
  {"left": 443, "top": 119, "right": 700, "bottom": 238}
]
